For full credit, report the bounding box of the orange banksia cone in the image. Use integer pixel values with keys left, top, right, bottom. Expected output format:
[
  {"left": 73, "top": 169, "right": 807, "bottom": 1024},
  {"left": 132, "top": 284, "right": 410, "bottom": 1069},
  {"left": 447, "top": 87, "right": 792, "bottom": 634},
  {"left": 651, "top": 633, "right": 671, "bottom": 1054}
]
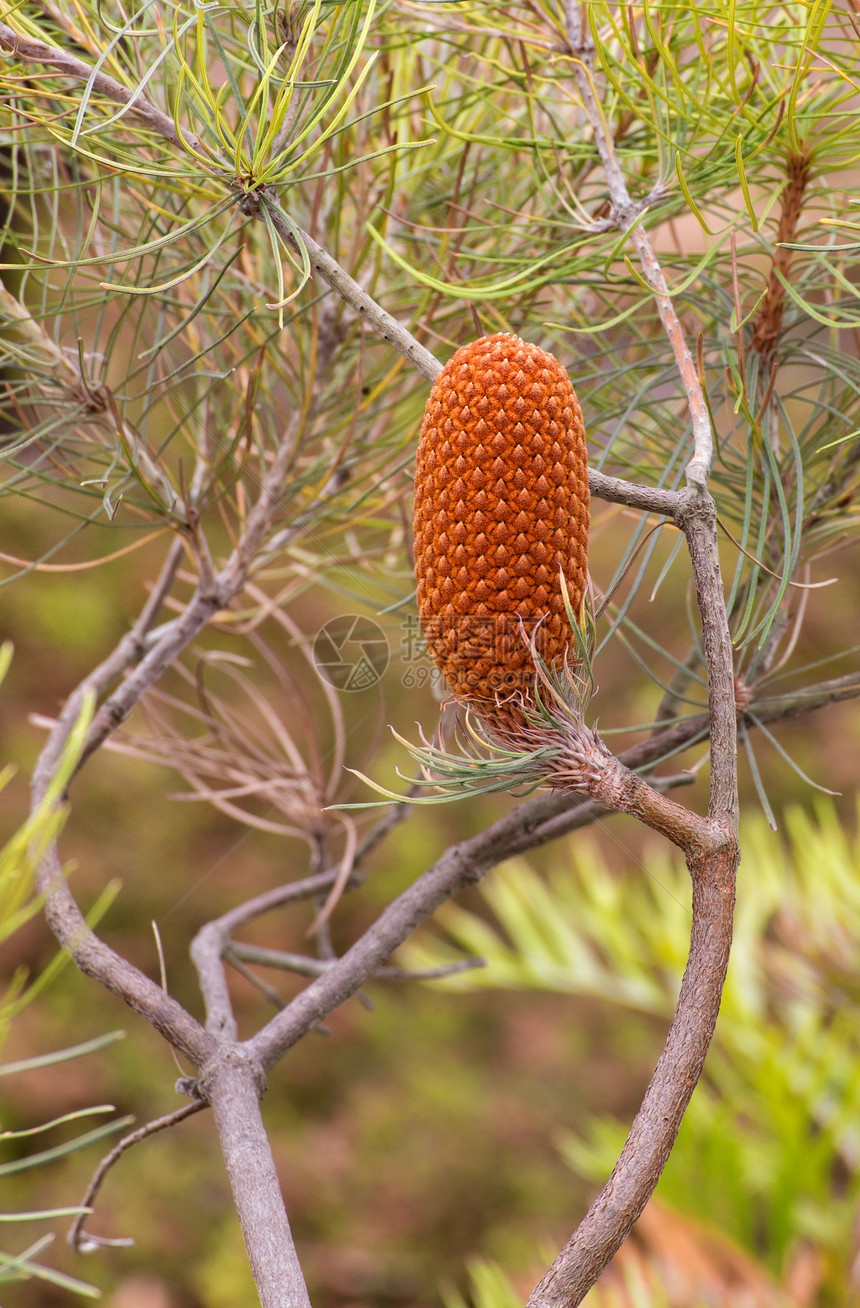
[{"left": 413, "top": 333, "right": 589, "bottom": 726}]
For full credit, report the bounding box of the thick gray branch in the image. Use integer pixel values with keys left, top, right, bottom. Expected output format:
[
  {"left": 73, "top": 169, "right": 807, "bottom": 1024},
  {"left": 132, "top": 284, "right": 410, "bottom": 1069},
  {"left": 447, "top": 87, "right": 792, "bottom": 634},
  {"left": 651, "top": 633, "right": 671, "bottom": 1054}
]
[
  {"left": 34, "top": 839, "right": 212, "bottom": 1065},
  {"left": 29, "top": 554, "right": 213, "bottom": 1066},
  {"left": 528, "top": 839, "right": 736, "bottom": 1305},
  {"left": 204, "top": 1050, "right": 311, "bottom": 1308}
]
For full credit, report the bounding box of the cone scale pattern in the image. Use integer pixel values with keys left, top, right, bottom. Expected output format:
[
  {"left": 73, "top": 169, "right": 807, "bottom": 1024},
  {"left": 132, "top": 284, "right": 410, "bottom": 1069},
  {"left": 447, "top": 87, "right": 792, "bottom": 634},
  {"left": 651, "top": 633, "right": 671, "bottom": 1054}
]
[{"left": 414, "top": 333, "right": 589, "bottom": 720}]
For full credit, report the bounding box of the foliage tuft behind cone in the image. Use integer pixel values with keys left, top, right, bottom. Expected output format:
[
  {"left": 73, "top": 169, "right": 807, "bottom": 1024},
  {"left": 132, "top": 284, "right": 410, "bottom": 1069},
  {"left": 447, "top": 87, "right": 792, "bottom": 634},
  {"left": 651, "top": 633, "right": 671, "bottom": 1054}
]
[{"left": 414, "top": 333, "right": 589, "bottom": 720}]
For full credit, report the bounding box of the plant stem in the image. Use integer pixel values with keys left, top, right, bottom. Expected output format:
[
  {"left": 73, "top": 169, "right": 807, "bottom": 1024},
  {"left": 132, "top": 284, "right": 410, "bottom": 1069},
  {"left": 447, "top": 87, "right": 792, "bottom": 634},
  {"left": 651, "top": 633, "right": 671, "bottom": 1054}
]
[
  {"left": 561, "top": 4, "right": 713, "bottom": 488},
  {"left": 205, "top": 1050, "right": 312, "bottom": 1308},
  {"left": 528, "top": 840, "right": 735, "bottom": 1306}
]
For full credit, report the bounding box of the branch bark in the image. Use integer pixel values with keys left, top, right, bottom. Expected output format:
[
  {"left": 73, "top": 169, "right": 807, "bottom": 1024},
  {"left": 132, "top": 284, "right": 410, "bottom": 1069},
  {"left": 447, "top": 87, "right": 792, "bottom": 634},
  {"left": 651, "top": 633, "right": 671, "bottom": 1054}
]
[
  {"left": 27, "top": 408, "right": 312, "bottom": 1060},
  {"left": 528, "top": 839, "right": 735, "bottom": 1306},
  {"left": 204, "top": 1050, "right": 312, "bottom": 1308}
]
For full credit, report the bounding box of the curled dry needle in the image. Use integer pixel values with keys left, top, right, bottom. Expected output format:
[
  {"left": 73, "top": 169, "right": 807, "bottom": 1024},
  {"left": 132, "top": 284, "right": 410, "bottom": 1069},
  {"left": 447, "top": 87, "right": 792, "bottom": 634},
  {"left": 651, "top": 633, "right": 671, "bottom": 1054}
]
[
  {"left": 413, "top": 332, "right": 589, "bottom": 734},
  {"left": 99, "top": 630, "right": 340, "bottom": 842}
]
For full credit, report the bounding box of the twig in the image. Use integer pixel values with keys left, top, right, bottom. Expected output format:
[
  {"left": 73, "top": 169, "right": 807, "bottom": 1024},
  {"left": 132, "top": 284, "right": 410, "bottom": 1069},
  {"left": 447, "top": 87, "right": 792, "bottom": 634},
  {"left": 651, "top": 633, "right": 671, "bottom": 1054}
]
[
  {"left": 0, "top": 21, "right": 205, "bottom": 154},
  {"left": 226, "top": 941, "right": 485, "bottom": 983},
  {"left": 228, "top": 954, "right": 290, "bottom": 1013},
  {"left": 76, "top": 412, "right": 305, "bottom": 774},
  {"left": 69, "top": 1101, "right": 207, "bottom": 1254},
  {"left": 189, "top": 791, "right": 428, "bottom": 1034},
  {"left": 559, "top": 5, "right": 713, "bottom": 489},
  {"left": 749, "top": 670, "right": 860, "bottom": 723},
  {"left": 263, "top": 195, "right": 442, "bottom": 383},
  {"left": 586, "top": 470, "right": 680, "bottom": 516},
  {"left": 675, "top": 502, "right": 738, "bottom": 825}
]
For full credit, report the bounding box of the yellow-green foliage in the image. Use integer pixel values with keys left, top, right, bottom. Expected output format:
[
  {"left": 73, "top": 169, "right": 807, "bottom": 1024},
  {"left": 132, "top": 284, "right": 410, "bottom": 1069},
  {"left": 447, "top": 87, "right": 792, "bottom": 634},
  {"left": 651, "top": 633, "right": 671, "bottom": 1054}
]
[
  {"left": 404, "top": 802, "right": 860, "bottom": 1296},
  {"left": 0, "top": 662, "right": 124, "bottom": 1298},
  {"left": 0, "top": 664, "right": 96, "bottom": 1044}
]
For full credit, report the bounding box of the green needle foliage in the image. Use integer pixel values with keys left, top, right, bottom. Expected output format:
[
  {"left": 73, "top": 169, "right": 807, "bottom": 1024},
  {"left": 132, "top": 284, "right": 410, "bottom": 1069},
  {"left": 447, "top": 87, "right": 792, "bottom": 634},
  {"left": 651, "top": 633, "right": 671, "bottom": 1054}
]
[
  {"left": 0, "top": 652, "right": 97, "bottom": 1036},
  {"left": 2, "top": 0, "right": 854, "bottom": 779}
]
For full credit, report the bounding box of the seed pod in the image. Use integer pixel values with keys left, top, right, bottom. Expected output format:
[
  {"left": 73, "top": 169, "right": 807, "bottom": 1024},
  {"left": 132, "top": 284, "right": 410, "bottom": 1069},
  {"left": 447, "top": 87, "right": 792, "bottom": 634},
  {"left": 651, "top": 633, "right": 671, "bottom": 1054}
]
[{"left": 414, "top": 333, "right": 589, "bottom": 725}]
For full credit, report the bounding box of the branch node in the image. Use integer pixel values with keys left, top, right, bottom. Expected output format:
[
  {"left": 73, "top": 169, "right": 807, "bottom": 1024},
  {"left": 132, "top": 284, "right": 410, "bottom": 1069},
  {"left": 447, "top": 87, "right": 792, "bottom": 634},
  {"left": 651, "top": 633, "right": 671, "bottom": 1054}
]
[
  {"left": 197, "top": 1045, "right": 268, "bottom": 1104},
  {"left": 675, "top": 483, "right": 716, "bottom": 528},
  {"left": 176, "top": 1075, "right": 206, "bottom": 1100}
]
